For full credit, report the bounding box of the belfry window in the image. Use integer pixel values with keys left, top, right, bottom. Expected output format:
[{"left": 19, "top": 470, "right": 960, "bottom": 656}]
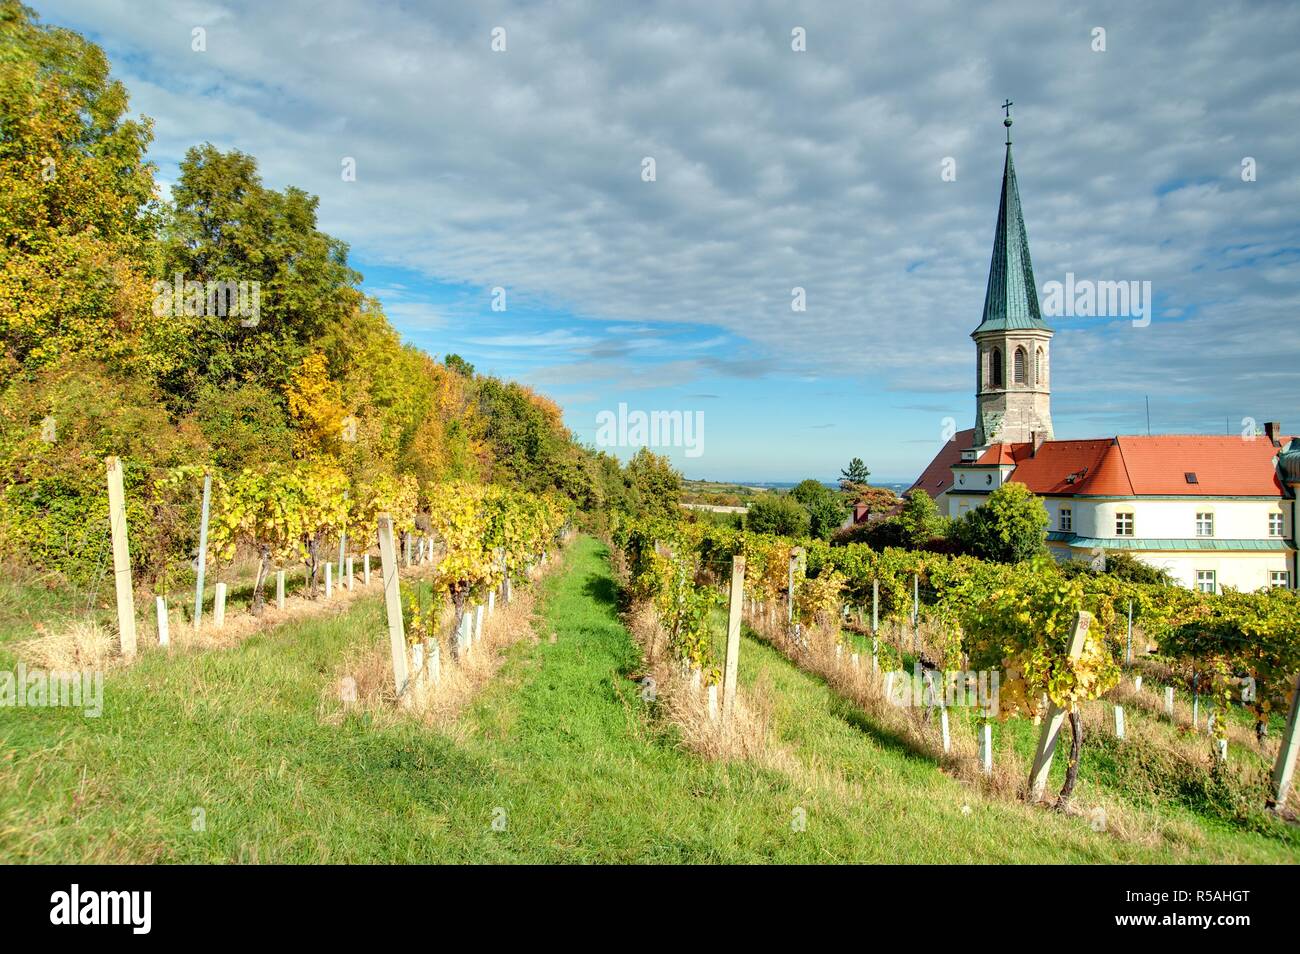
[
  {"left": 1035, "top": 347, "right": 1045, "bottom": 385},
  {"left": 1013, "top": 347, "right": 1027, "bottom": 385},
  {"left": 990, "top": 348, "right": 1003, "bottom": 388}
]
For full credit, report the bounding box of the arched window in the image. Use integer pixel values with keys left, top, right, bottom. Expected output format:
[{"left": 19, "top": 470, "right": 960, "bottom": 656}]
[
  {"left": 1013, "top": 347, "right": 1027, "bottom": 385},
  {"left": 1036, "top": 347, "right": 1045, "bottom": 386},
  {"left": 991, "top": 347, "right": 1003, "bottom": 388}
]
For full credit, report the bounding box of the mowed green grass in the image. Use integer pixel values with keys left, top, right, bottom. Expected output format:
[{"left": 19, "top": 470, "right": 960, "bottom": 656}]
[{"left": 1, "top": 537, "right": 1294, "bottom": 862}]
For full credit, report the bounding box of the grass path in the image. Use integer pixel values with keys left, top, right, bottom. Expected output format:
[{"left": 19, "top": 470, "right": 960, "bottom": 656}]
[{"left": 1, "top": 536, "right": 1293, "bottom": 862}]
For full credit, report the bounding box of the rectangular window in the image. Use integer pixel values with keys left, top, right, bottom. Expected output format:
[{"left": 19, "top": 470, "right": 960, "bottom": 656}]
[
  {"left": 1196, "top": 570, "right": 1216, "bottom": 594},
  {"left": 1059, "top": 507, "right": 1072, "bottom": 531},
  {"left": 1195, "top": 512, "right": 1214, "bottom": 537},
  {"left": 1269, "top": 512, "right": 1284, "bottom": 537},
  {"left": 1115, "top": 512, "right": 1134, "bottom": 536},
  {"left": 1270, "top": 571, "right": 1290, "bottom": 589}
]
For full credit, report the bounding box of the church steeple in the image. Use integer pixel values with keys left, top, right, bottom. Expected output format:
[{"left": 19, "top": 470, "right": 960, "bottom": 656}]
[
  {"left": 972, "top": 105, "right": 1050, "bottom": 335},
  {"left": 971, "top": 102, "right": 1054, "bottom": 447}
]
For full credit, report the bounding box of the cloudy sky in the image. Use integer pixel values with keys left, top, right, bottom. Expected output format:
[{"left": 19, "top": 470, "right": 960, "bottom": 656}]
[{"left": 39, "top": 0, "right": 1300, "bottom": 482}]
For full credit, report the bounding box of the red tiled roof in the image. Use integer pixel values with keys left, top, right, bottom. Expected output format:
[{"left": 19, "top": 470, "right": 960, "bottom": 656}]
[
  {"left": 1007, "top": 439, "right": 1119, "bottom": 494},
  {"left": 1106, "top": 435, "right": 1287, "bottom": 497},
  {"left": 912, "top": 433, "right": 1289, "bottom": 499},
  {"left": 908, "top": 428, "right": 975, "bottom": 498},
  {"left": 974, "top": 443, "right": 1017, "bottom": 466}
]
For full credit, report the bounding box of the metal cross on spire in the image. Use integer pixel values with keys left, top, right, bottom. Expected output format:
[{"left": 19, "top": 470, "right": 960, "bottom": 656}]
[{"left": 1002, "top": 99, "right": 1014, "bottom": 144}]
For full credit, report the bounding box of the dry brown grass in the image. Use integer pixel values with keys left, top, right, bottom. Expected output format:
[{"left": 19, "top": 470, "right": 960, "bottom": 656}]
[
  {"left": 754, "top": 607, "right": 1299, "bottom": 843},
  {"left": 624, "top": 604, "right": 785, "bottom": 767},
  {"left": 12, "top": 620, "right": 117, "bottom": 671},
  {"left": 749, "top": 609, "right": 1028, "bottom": 799},
  {"left": 11, "top": 554, "right": 452, "bottom": 672},
  {"left": 608, "top": 544, "right": 787, "bottom": 768},
  {"left": 320, "top": 548, "right": 568, "bottom": 733},
  {"left": 1106, "top": 675, "right": 1268, "bottom": 753}
]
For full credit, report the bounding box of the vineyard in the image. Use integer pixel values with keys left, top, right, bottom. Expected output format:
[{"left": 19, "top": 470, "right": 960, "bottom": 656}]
[
  {"left": 1, "top": 3, "right": 1298, "bottom": 868},
  {"left": 80, "top": 457, "right": 572, "bottom": 703},
  {"left": 613, "top": 515, "right": 1300, "bottom": 832}
]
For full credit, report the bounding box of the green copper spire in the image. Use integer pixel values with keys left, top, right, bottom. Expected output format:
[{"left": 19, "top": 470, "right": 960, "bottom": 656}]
[{"left": 972, "top": 104, "right": 1050, "bottom": 335}]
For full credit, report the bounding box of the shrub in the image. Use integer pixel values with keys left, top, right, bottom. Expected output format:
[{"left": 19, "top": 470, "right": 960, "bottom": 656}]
[{"left": 745, "top": 494, "right": 810, "bottom": 537}]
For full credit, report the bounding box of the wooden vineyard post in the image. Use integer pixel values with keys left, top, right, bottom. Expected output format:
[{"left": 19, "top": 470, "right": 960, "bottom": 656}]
[
  {"left": 1125, "top": 599, "right": 1133, "bottom": 664},
  {"left": 474, "top": 604, "right": 484, "bottom": 643},
  {"left": 324, "top": 562, "right": 333, "bottom": 599},
  {"left": 871, "top": 578, "right": 880, "bottom": 671},
  {"left": 1028, "top": 611, "right": 1092, "bottom": 802},
  {"left": 911, "top": 573, "right": 920, "bottom": 653},
  {"left": 337, "top": 490, "right": 347, "bottom": 580},
  {"left": 1114, "top": 705, "right": 1125, "bottom": 740},
  {"left": 787, "top": 550, "right": 796, "bottom": 625},
  {"left": 979, "top": 719, "right": 993, "bottom": 775},
  {"left": 156, "top": 596, "right": 169, "bottom": 647},
  {"left": 1192, "top": 672, "right": 1200, "bottom": 730},
  {"left": 276, "top": 570, "right": 285, "bottom": 610},
  {"left": 346, "top": 556, "right": 354, "bottom": 591},
  {"left": 1268, "top": 672, "right": 1300, "bottom": 810},
  {"left": 456, "top": 612, "right": 471, "bottom": 659},
  {"left": 785, "top": 548, "right": 795, "bottom": 631},
  {"left": 427, "top": 639, "right": 441, "bottom": 685},
  {"left": 213, "top": 582, "right": 226, "bottom": 629},
  {"left": 363, "top": 553, "right": 371, "bottom": 586},
  {"left": 377, "top": 514, "right": 410, "bottom": 697},
  {"left": 106, "top": 456, "right": 137, "bottom": 659},
  {"left": 722, "top": 555, "right": 745, "bottom": 724},
  {"left": 194, "top": 471, "right": 211, "bottom": 631}
]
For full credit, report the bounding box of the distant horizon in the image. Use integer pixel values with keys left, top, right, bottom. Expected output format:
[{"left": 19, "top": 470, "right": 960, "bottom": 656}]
[{"left": 682, "top": 477, "right": 913, "bottom": 489}]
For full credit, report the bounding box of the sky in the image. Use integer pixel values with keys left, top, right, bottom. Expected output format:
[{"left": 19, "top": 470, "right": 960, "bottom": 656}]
[{"left": 35, "top": 0, "right": 1300, "bottom": 483}]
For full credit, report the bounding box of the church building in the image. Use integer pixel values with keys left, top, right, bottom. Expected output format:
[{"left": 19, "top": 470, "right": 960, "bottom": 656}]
[{"left": 910, "top": 110, "right": 1299, "bottom": 593}]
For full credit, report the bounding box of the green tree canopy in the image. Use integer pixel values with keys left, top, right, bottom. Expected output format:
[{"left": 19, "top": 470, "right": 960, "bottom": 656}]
[
  {"left": 154, "top": 143, "right": 362, "bottom": 407},
  {"left": 746, "top": 493, "right": 811, "bottom": 537},
  {"left": 840, "top": 457, "right": 870, "bottom": 485},
  {"left": 623, "top": 448, "right": 682, "bottom": 520},
  {"left": 955, "top": 481, "right": 1048, "bottom": 563},
  {"left": 444, "top": 353, "right": 475, "bottom": 377},
  {"left": 0, "top": 0, "right": 158, "bottom": 382},
  {"left": 790, "top": 478, "right": 848, "bottom": 540}
]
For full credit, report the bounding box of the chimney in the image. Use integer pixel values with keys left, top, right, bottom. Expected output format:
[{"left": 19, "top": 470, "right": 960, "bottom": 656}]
[
  {"left": 1031, "top": 431, "right": 1046, "bottom": 456},
  {"left": 1265, "top": 421, "right": 1282, "bottom": 447}
]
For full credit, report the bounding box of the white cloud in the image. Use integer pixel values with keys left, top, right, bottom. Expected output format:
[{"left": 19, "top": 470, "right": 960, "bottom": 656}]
[{"left": 37, "top": 0, "right": 1300, "bottom": 437}]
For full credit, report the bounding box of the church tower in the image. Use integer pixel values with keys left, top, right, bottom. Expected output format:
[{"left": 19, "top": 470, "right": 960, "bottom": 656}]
[{"left": 971, "top": 105, "right": 1053, "bottom": 448}]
